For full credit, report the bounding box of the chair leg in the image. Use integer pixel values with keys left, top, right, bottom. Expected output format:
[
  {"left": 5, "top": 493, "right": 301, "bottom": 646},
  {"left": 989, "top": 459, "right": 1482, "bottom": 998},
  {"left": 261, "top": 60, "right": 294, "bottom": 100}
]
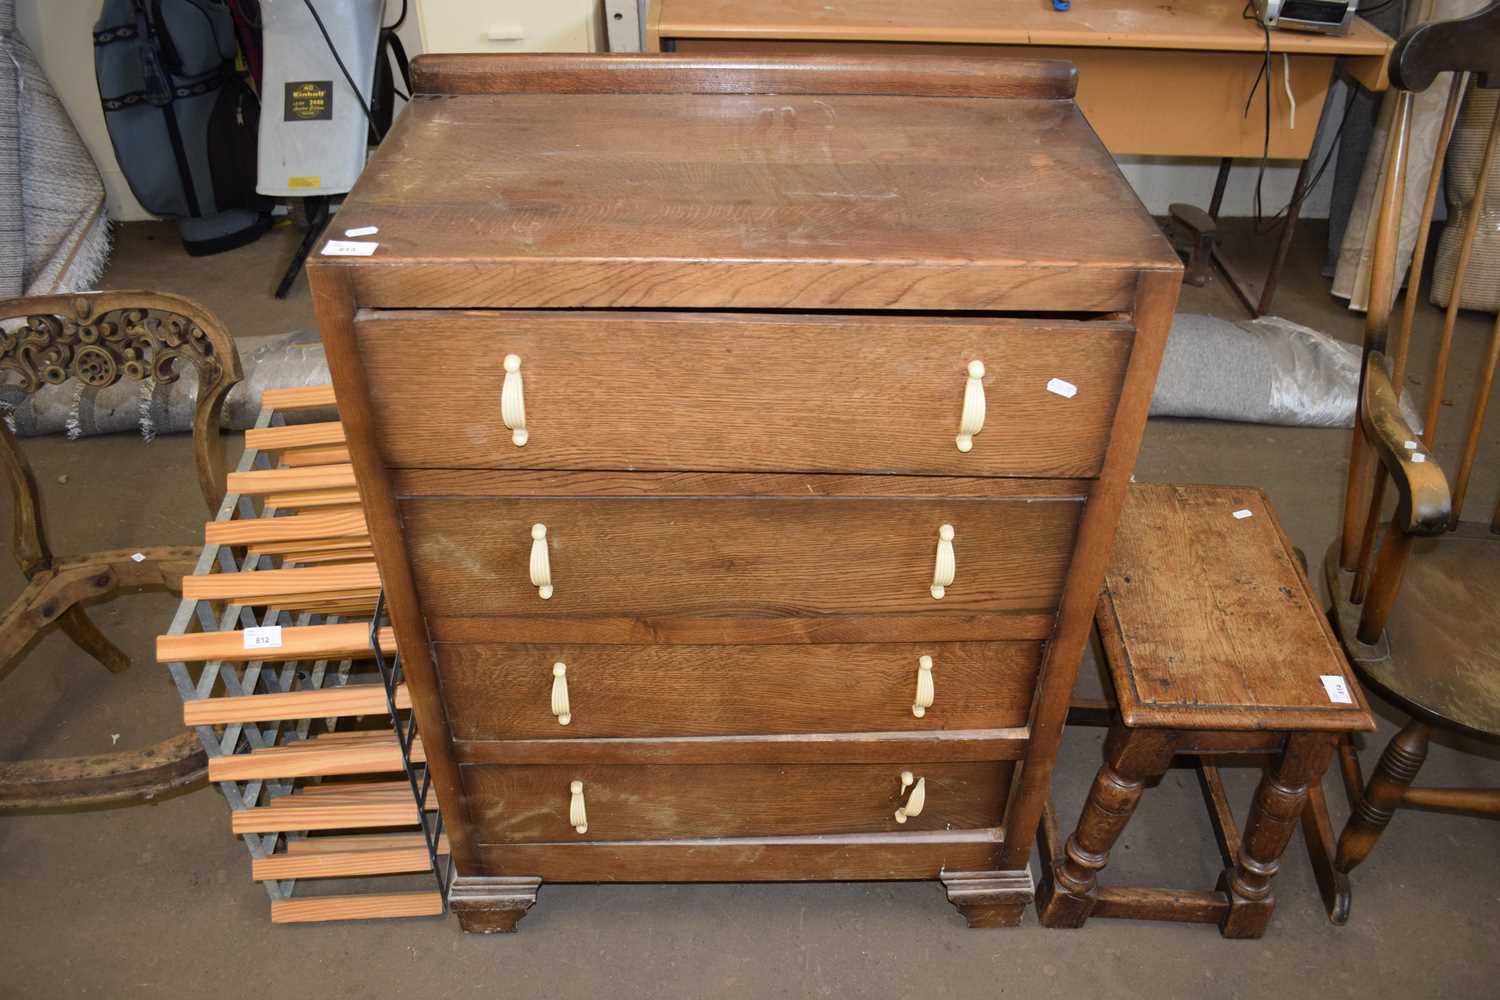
[
  {"left": 1336, "top": 719, "right": 1431, "bottom": 873},
  {"left": 1301, "top": 780, "right": 1352, "bottom": 924},
  {"left": 56, "top": 605, "right": 131, "bottom": 674}
]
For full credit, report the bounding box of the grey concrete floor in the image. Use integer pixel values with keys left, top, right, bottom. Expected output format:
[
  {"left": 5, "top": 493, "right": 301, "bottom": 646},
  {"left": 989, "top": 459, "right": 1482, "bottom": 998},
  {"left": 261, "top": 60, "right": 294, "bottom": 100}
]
[{"left": 2, "top": 219, "right": 1498, "bottom": 998}]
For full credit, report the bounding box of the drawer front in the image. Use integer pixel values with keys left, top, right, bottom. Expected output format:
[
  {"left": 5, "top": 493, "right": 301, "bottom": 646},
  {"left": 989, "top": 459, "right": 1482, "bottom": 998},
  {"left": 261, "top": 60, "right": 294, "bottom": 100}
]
[
  {"left": 357, "top": 310, "right": 1132, "bottom": 477},
  {"left": 437, "top": 641, "right": 1041, "bottom": 739},
  {"left": 462, "top": 761, "right": 1013, "bottom": 842},
  {"left": 403, "top": 495, "right": 1080, "bottom": 623}
]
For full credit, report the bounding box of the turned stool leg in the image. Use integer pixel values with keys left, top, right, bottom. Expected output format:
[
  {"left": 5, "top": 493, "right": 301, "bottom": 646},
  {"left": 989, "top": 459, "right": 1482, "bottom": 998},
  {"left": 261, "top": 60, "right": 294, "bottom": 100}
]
[
  {"left": 1219, "top": 733, "right": 1334, "bottom": 938},
  {"left": 1037, "top": 726, "right": 1175, "bottom": 928},
  {"left": 1336, "top": 719, "right": 1431, "bottom": 873}
]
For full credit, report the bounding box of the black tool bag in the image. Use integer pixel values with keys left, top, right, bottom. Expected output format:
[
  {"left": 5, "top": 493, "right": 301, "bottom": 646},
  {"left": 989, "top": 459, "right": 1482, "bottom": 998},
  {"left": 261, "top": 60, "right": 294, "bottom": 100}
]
[{"left": 94, "top": 0, "right": 268, "bottom": 255}]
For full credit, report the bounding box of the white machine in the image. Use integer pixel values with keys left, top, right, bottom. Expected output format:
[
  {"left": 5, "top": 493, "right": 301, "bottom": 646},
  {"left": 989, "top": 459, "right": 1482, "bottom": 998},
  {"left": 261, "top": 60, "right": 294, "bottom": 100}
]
[{"left": 257, "top": 0, "right": 387, "bottom": 198}]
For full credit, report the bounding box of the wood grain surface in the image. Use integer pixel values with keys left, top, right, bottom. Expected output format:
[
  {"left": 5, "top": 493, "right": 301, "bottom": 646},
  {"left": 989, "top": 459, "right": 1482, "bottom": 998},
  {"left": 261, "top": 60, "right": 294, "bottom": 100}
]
[
  {"left": 450, "top": 729, "right": 1028, "bottom": 766},
  {"left": 395, "top": 469, "right": 1091, "bottom": 499},
  {"left": 462, "top": 760, "right": 1012, "bottom": 841},
  {"left": 357, "top": 311, "right": 1130, "bottom": 477},
  {"left": 411, "top": 51, "right": 1077, "bottom": 98},
  {"left": 650, "top": 0, "right": 1391, "bottom": 55},
  {"left": 472, "top": 828, "right": 1003, "bottom": 882},
  {"left": 1100, "top": 484, "right": 1374, "bottom": 732},
  {"left": 269, "top": 892, "right": 443, "bottom": 924},
  {"left": 314, "top": 90, "right": 1175, "bottom": 312},
  {"left": 436, "top": 641, "right": 1040, "bottom": 738},
  {"left": 403, "top": 494, "right": 1079, "bottom": 621}
]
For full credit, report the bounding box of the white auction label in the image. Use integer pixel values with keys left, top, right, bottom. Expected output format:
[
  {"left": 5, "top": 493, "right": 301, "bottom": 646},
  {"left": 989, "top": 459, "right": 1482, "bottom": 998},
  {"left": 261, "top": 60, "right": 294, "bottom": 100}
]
[
  {"left": 343, "top": 225, "right": 379, "bottom": 237},
  {"left": 1320, "top": 674, "right": 1354, "bottom": 704},
  {"left": 321, "top": 240, "right": 379, "bottom": 257},
  {"left": 242, "top": 625, "right": 284, "bottom": 650},
  {"left": 1232, "top": 508, "right": 1253, "bottom": 519},
  {"left": 1046, "top": 377, "right": 1078, "bottom": 399},
  {"left": 130, "top": 552, "right": 146, "bottom": 562},
  {"left": 1412, "top": 453, "right": 1427, "bottom": 463}
]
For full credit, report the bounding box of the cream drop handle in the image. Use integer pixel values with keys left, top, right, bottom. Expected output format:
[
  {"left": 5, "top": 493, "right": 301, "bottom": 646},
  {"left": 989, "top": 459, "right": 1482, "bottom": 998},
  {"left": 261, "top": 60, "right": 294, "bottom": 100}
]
[
  {"left": 895, "top": 771, "right": 926, "bottom": 823},
  {"left": 529, "top": 523, "right": 553, "bottom": 600},
  {"left": 569, "top": 780, "right": 588, "bottom": 834},
  {"left": 931, "top": 524, "right": 955, "bottom": 600},
  {"left": 501, "top": 353, "right": 528, "bottom": 446},
  {"left": 955, "top": 360, "right": 985, "bottom": 452},
  {"left": 912, "top": 656, "right": 934, "bottom": 718},
  {"left": 551, "top": 663, "right": 571, "bottom": 725}
]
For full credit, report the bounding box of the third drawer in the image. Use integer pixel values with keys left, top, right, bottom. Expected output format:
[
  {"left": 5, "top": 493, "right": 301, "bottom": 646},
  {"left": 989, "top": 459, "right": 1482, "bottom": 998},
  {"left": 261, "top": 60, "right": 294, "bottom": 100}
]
[{"left": 436, "top": 641, "right": 1042, "bottom": 739}]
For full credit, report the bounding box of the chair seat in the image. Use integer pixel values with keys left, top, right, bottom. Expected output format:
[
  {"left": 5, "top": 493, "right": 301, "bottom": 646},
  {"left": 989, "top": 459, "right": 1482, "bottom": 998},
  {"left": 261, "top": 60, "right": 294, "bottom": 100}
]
[{"left": 1355, "top": 526, "right": 1500, "bottom": 740}]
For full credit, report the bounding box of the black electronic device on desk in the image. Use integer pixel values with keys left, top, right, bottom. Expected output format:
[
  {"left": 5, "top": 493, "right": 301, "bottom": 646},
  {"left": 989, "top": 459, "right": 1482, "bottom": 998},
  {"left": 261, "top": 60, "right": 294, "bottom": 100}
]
[{"left": 1254, "top": 0, "right": 1359, "bottom": 35}]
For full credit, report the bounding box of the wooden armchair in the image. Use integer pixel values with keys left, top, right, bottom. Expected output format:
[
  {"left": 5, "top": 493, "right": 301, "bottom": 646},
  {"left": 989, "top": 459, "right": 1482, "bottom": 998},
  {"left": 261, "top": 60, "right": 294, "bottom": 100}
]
[
  {"left": 0, "top": 291, "right": 241, "bottom": 809},
  {"left": 1312, "top": 4, "right": 1500, "bottom": 918}
]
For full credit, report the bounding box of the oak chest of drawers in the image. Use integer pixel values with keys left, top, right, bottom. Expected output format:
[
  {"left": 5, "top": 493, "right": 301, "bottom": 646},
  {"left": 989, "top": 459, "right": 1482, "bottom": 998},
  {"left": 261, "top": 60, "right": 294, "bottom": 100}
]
[{"left": 308, "top": 51, "right": 1182, "bottom": 932}]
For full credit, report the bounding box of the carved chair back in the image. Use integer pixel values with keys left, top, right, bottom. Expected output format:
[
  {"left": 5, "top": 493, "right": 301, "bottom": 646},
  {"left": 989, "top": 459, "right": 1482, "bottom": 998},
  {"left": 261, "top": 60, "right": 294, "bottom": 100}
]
[
  {"left": 1336, "top": 3, "right": 1500, "bottom": 644},
  {"left": 0, "top": 291, "right": 241, "bottom": 579}
]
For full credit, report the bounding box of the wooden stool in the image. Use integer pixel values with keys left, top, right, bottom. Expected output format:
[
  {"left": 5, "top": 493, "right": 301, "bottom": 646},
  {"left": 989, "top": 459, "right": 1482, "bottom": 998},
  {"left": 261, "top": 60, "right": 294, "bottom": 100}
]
[{"left": 1037, "top": 485, "right": 1375, "bottom": 938}]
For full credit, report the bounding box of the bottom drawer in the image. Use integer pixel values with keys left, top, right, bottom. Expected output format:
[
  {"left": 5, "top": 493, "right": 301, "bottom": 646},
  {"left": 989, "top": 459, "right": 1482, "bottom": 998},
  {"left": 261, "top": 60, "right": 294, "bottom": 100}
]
[
  {"left": 470, "top": 828, "right": 1006, "bottom": 883},
  {"left": 463, "top": 761, "right": 1013, "bottom": 843}
]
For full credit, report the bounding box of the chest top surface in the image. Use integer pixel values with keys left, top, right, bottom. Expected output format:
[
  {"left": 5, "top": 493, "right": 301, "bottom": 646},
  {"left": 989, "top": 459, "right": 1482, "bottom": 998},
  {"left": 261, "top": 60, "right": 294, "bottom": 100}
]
[{"left": 315, "top": 80, "right": 1177, "bottom": 311}]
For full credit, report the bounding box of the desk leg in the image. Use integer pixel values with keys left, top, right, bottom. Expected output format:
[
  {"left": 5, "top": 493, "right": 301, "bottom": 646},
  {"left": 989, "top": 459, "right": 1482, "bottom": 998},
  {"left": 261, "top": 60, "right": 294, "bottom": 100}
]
[
  {"left": 1219, "top": 733, "right": 1334, "bottom": 938},
  {"left": 1256, "top": 153, "right": 1315, "bottom": 316},
  {"left": 1037, "top": 725, "right": 1174, "bottom": 928}
]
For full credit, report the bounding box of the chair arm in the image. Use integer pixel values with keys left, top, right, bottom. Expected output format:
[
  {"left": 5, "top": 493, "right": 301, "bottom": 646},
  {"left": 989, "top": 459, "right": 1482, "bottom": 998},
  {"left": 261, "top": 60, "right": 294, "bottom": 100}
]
[{"left": 1360, "top": 351, "right": 1451, "bottom": 536}]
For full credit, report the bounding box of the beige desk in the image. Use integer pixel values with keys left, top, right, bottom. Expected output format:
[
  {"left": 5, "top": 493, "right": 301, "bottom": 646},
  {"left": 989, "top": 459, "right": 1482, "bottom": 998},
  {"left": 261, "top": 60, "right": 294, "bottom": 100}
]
[
  {"left": 648, "top": 0, "right": 1392, "bottom": 159},
  {"left": 648, "top": 0, "right": 1394, "bottom": 314}
]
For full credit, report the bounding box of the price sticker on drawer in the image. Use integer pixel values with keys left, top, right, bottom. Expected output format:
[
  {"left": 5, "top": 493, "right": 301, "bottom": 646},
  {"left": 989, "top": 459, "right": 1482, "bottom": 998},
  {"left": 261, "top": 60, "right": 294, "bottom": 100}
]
[
  {"left": 1320, "top": 674, "right": 1354, "bottom": 705},
  {"left": 321, "top": 239, "right": 378, "bottom": 257},
  {"left": 243, "top": 626, "right": 284, "bottom": 651}
]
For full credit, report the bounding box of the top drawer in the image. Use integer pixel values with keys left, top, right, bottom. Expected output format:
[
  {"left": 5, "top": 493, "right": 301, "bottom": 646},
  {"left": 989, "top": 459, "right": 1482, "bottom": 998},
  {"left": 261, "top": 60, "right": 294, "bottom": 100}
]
[{"left": 355, "top": 310, "right": 1132, "bottom": 477}]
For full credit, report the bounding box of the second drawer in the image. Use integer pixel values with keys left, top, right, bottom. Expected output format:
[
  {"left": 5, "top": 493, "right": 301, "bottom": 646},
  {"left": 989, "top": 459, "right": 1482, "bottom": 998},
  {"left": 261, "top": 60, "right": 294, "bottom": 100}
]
[
  {"left": 436, "top": 641, "right": 1041, "bottom": 739},
  {"left": 461, "top": 761, "right": 1014, "bottom": 842}
]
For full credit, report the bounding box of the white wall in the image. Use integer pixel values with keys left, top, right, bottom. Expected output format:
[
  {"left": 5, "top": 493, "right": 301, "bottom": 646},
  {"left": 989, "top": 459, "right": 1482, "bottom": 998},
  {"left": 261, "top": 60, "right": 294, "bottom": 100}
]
[{"left": 15, "top": 0, "right": 1344, "bottom": 224}]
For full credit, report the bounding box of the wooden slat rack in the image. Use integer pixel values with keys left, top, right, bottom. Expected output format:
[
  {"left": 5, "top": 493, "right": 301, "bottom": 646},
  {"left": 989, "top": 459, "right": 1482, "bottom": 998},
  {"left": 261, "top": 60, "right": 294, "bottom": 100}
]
[{"left": 157, "top": 385, "right": 450, "bottom": 924}]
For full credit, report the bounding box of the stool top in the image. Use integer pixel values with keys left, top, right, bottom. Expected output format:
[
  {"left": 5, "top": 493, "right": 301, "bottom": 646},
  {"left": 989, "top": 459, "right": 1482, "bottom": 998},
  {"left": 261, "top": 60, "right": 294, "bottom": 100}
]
[{"left": 1098, "top": 484, "right": 1375, "bottom": 733}]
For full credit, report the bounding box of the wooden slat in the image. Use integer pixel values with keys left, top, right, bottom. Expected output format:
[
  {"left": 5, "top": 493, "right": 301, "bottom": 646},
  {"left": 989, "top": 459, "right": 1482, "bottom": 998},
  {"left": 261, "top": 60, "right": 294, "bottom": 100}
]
[
  {"left": 253, "top": 845, "right": 437, "bottom": 880},
  {"left": 246, "top": 537, "right": 374, "bottom": 558},
  {"left": 269, "top": 891, "right": 443, "bottom": 924},
  {"left": 207, "top": 736, "right": 424, "bottom": 781},
  {"left": 286, "top": 832, "right": 450, "bottom": 855},
  {"left": 291, "top": 780, "right": 419, "bottom": 798},
  {"left": 158, "top": 622, "right": 395, "bottom": 664},
  {"left": 245, "top": 421, "right": 347, "bottom": 451},
  {"left": 261, "top": 593, "right": 381, "bottom": 614},
  {"left": 183, "top": 683, "right": 407, "bottom": 726},
  {"left": 262, "top": 385, "right": 338, "bottom": 410},
  {"left": 227, "top": 464, "right": 356, "bottom": 495},
  {"left": 264, "top": 488, "right": 363, "bottom": 511},
  {"left": 204, "top": 509, "right": 367, "bottom": 546},
  {"left": 281, "top": 445, "right": 353, "bottom": 467},
  {"left": 182, "top": 563, "right": 380, "bottom": 601},
  {"left": 287, "top": 549, "right": 376, "bottom": 565},
  {"left": 232, "top": 788, "right": 433, "bottom": 833}
]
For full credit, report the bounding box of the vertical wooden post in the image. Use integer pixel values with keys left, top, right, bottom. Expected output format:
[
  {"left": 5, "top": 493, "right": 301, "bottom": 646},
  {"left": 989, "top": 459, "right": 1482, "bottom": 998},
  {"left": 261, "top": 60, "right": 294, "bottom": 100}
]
[{"left": 1219, "top": 733, "right": 1334, "bottom": 938}]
